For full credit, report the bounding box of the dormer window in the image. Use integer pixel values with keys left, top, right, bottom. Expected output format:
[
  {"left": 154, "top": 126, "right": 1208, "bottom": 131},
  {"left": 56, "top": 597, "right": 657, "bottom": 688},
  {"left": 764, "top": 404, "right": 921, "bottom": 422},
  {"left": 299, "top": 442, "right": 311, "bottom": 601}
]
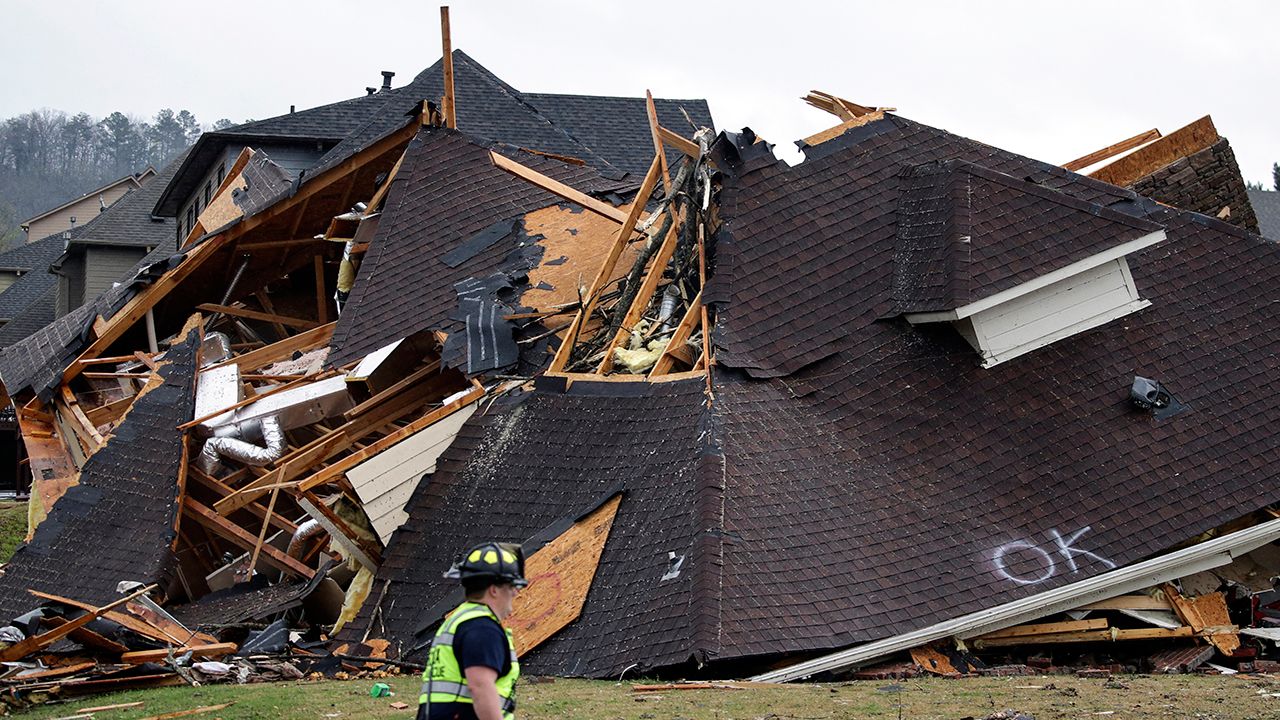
[{"left": 890, "top": 160, "right": 1165, "bottom": 367}]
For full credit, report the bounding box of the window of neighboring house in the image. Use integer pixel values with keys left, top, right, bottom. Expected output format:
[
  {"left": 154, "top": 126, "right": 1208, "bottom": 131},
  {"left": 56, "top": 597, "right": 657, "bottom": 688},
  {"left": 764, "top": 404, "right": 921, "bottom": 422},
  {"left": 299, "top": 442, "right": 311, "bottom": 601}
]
[
  {"left": 203, "top": 181, "right": 212, "bottom": 208},
  {"left": 216, "top": 162, "right": 226, "bottom": 187},
  {"left": 186, "top": 207, "right": 195, "bottom": 237}
]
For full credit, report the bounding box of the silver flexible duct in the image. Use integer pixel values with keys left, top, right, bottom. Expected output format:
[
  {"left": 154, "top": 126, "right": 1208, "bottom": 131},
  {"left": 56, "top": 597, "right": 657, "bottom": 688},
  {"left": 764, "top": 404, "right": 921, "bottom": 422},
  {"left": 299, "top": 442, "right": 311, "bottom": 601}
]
[
  {"left": 196, "top": 415, "right": 287, "bottom": 475},
  {"left": 288, "top": 519, "right": 325, "bottom": 559}
]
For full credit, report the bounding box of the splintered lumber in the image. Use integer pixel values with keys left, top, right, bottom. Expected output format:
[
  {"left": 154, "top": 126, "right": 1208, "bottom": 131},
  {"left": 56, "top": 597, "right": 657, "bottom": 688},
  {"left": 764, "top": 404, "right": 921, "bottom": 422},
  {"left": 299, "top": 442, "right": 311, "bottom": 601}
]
[
  {"left": 598, "top": 222, "right": 680, "bottom": 374},
  {"left": 657, "top": 126, "right": 700, "bottom": 158},
  {"left": 183, "top": 497, "right": 313, "bottom": 578},
  {"left": 85, "top": 394, "right": 136, "bottom": 428},
  {"left": 297, "top": 493, "right": 381, "bottom": 570},
  {"left": 195, "top": 303, "right": 319, "bottom": 331},
  {"left": 343, "top": 359, "right": 443, "bottom": 419},
  {"left": 0, "top": 584, "right": 155, "bottom": 661},
  {"left": 1, "top": 661, "right": 96, "bottom": 683},
  {"left": 78, "top": 702, "right": 146, "bottom": 713},
  {"left": 210, "top": 321, "right": 334, "bottom": 373},
  {"left": 121, "top": 643, "right": 237, "bottom": 664},
  {"left": 187, "top": 466, "right": 297, "bottom": 535},
  {"left": 802, "top": 90, "right": 882, "bottom": 121},
  {"left": 1164, "top": 584, "right": 1240, "bottom": 655},
  {"left": 974, "top": 626, "right": 1194, "bottom": 648},
  {"left": 1062, "top": 128, "right": 1162, "bottom": 172},
  {"left": 28, "top": 590, "right": 190, "bottom": 646},
  {"left": 139, "top": 704, "right": 234, "bottom": 720},
  {"left": 549, "top": 153, "right": 663, "bottom": 373},
  {"left": 802, "top": 110, "right": 886, "bottom": 148},
  {"left": 441, "top": 6, "right": 456, "bottom": 129},
  {"left": 505, "top": 494, "right": 622, "bottom": 656},
  {"left": 489, "top": 151, "right": 629, "bottom": 224},
  {"left": 1090, "top": 115, "right": 1219, "bottom": 187}
]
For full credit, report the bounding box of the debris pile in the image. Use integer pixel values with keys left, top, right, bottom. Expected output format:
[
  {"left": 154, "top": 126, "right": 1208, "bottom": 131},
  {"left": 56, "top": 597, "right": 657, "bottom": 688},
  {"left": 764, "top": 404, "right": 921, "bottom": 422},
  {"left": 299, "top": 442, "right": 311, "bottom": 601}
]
[{"left": 0, "top": 6, "right": 1277, "bottom": 705}]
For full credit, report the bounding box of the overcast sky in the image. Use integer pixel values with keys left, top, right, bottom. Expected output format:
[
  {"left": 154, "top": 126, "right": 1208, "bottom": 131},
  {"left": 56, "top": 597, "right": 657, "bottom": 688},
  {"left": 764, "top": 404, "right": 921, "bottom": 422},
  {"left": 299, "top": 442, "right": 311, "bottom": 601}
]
[{"left": 3, "top": 1, "right": 1277, "bottom": 183}]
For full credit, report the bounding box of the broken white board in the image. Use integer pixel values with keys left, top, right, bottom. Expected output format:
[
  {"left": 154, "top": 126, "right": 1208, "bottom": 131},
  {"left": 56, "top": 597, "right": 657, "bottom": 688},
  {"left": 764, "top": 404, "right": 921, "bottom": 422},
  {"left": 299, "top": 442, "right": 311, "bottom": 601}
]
[
  {"left": 1119, "top": 609, "right": 1181, "bottom": 629},
  {"left": 348, "top": 403, "right": 477, "bottom": 543}
]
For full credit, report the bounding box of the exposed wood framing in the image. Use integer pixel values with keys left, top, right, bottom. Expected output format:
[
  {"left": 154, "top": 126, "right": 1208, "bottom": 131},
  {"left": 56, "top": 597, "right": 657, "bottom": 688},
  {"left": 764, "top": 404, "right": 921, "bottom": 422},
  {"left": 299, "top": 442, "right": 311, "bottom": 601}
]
[
  {"left": 314, "top": 256, "right": 329, "bottom": 324},
  {"left": 247, "top": 487, "right": 280, "bottom": 578},
  {"left": 1090, "top": 115, "right": 1219, "bottom": 187},
  {"left": 802, "top": 90, "right": 882, "bottom": 121},
  {"left": 657, "top": 126, "right": 699, "bottom": 158},
  {"left": 1075, "top": 594, "right": 1172, "bottom": 611},
  {"left": 974, "top": 626, "right": 1194, "bottom": 648},
  {"left": 977, "top": 618, "right": 1107, "bottom": 639},
  {"left": 649, "top": 291, "right": 703, "bottom": 377},
  {"left": 84, "top": 394, "right": 136, "bottom": 428},
  {"left": 548, "top": 154, "right": 663, "bottom": 373},
  {"left": 183, "top": 497, "right": 313, "bottom": 578},
  {"left": 211, "top": 321, "right": 335, "bottom": 374},
  {"left": 343, "top": 360, "right": 442, "bottom": 419},
  {"left": 121, "top": 643, "right": 237, "bottom": 664},
  {"left": 195, "top": 303, "right": 320, "bottom": 331},
  {"left": 802, "top": 111, "right": 886, "bottom": 148},
  {"left": 598, "top": 222, "right": 680, "bottom": 373},
  {"left": 1062, "top": 128, "right": 1162, "bottom": 172},
  {"left": 489, "top": 151, "right": 630, "bottom": 224},
  {"left": 252, "top": 291, "right": 291, "bottom": 339},
  {"left": 441, "top": 7, "right": 457, "bottom": 129},
  {"left": 646, "top": 90, "right": 671, "bottom": 194},
  {"left": 187, "top": 466, "right": 297, "bottom": 535},
  {"left": 297, "top": 492, "right": 381, "bottom": 570},
  {"left": 0, "top": 584, "right": 155, "bottom": 662}
]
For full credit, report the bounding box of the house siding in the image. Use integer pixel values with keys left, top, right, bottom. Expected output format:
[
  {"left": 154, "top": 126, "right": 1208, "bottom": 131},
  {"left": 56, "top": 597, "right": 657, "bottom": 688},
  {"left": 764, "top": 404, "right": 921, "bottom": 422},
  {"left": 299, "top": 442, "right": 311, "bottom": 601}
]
[
  {"left": 83, "top": 247, "right": 149, "bottom": 302},
  {"left": 25, "top": 183, "right": 136, "bottom": 243}
]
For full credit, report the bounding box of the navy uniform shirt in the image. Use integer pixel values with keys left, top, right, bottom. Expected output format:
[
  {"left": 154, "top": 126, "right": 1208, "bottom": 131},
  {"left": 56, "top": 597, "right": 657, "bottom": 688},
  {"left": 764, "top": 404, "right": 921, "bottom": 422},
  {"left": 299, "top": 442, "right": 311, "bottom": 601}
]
[{"left": 421, "top": 615, "right": 511, "bottom": 720}]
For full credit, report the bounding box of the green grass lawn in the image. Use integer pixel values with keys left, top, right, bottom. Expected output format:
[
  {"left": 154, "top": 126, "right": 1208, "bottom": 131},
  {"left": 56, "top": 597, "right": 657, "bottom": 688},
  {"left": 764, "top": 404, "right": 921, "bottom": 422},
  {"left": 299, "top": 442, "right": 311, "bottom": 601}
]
[
  {"left": 13, "top": 672, "right": 1280, "bottom": 719},
  {"left": 0, "top": 500, "right": 28, "bottom": 563}
]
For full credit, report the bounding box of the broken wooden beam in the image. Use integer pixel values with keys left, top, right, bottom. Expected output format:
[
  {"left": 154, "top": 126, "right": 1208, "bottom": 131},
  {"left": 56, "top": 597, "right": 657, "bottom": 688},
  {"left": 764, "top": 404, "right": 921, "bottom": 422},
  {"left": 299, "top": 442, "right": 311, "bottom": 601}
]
[
  {"left": 121, "top": 642, "right": 237, "bottom": 664},
  {"left": 183, "top": 497, "right": 313, "bottom": 578},
  {"left": 1062, "top": 128, "right": 1162, "bottom": 172},
  {"left": 489, "top": 151, "right": 629, "bottom": 224},
  {"left": 0, "top": 584, "right": 155, "bottom": 662},
  {"left": 195, "top": 303, "right": 320, "bottom": 331}
]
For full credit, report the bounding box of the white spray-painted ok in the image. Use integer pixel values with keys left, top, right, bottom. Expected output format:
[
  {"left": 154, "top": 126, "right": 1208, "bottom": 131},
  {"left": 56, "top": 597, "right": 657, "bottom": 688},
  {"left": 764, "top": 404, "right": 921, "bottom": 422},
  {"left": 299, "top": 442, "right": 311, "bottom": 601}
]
[{"left": 991, "top": 526, "right": 1117, "bottom": 585}]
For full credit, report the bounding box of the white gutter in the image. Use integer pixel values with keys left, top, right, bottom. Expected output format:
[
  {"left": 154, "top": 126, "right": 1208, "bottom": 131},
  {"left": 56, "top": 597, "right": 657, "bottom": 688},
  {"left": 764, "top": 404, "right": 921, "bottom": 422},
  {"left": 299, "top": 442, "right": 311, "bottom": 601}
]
[{"left": 751, "top": 517, "right": 1280, "bottom": 683}]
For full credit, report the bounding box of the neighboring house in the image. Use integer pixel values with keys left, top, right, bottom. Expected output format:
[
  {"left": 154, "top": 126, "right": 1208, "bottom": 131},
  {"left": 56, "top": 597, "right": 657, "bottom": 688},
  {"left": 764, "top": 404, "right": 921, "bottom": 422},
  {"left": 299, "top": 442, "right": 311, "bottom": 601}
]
[
  {"left": 20, "top": 168, "right": 156, "bottom": 242},
  {"left": 0, "top": 234, "right": 71, "bottom": 346},
  {"left": 50, "top": 152, "right": 185, "bottom": 318},
  {"left": 1247, "top": 188, "right": 1280, "bottom": 240},
  {"left": 154, "top": 50, "right": 713, "bottom": 239}
]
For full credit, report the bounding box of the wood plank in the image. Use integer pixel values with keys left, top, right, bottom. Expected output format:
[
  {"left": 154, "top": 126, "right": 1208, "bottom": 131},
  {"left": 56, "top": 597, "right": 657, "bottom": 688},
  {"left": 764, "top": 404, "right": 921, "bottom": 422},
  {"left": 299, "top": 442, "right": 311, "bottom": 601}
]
[
  {"left": 138, "top": 702, "right": 234, "bottom": 720},
  {"left": 247, "top": 487, "right": 281, "bottom": 577},
  {"left": 1090, "top": 115, "right": 1219, "bottom": 187},
  {"left": 548, "top": 153, "right": 663, "bottom": 373},
  {"left": 297, "top": 493, "right": 381, "bottom": 569},
  {"left": 974, "top": 626, "right": 1194, "bottom": 648},
  {"left": 657, "top": 126, "right": 700, "bottom": 158},
  {"left": 42, "top": 615, "right": 131, "bottom": 654},
  {"left": 297, "top": 383, "right": 484, "bottom": 494},
  {"left": 183, "top": 497, "right": 313, "bottom": 578},
  {"left": 60, "top": 386, "right": 104, "bottom": 446},
  {"left": 489, "top": 151, "right": 629, "bottom": 224},
  {"left": 506, "top": 494, "right": 622, "bottom": 655},
  {"left": 978, "top": 617, "right": 1108, "bottom": 639},
  {"left": 441, "top": 6, "right": 456, "bottom": 129},
  {"left": 1, "top": 661, "right": 96, "bottom": 683},
  {"left": 598, "top": 222, "right": 680, "bottom": 373},
  {"left": 1075, "top": 595, "right": 1172, "bottom": 611},
  {"left": 195, "top": 303, "right": 319, "bottom": 331},
  {"left": 121, "top": 643, "right": 237, "bottom": 665},
  {"left": 342, "top": 360, "right": 442, "bottom": 419},
  {"left": 1164, "top": 585, "right": 1240, "bottom": 655},
  {"left": 252, "top": 291, "right": 291, "bottom": 339},
  {"left": 210, "top": 321, "right": 335, "bottom": 374},
  {"left": 314, "top": 255, "right": 329, "bottom": 325},
  {"left": 187, "top": 466, "right": 297, "bottom": 535},
  {"left": 1062, "top": 128, "right": 1162, "bottom": 172},
  {"left": 801, "top": 111, "right": 885, "bottom": 148},
  {"left": 0, "top": 584, "right": 155, "bottom": 662},
  {"left": 650, "top": 291, "right": 703, "bottom": 376},
  {"left": 78, "top": 702, "right": 146, "bottom": 713},
  {"left": 646, "top": 90, "right": 671, "bottom": 194}
]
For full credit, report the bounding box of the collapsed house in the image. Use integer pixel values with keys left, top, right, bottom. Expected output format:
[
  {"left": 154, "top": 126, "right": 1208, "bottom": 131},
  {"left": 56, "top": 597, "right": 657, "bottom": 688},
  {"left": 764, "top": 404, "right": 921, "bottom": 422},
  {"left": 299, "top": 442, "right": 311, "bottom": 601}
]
[{"left": 0, "top": 13, "right": 1276, "bottom": 699}]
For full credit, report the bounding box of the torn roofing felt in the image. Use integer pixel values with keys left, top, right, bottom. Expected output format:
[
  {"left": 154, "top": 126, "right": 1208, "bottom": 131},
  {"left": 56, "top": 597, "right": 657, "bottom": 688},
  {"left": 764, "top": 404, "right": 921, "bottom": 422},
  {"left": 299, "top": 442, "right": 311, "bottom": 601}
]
[
  {"left": 325, "top": 127, "right": 634, "bottom": 368},
  {"left": 351, "top": 113, "right": 1280, "bottom": 677},
  {"left": 339, "top": 378, "right": 715, "bottom": 677},
  {"left": 890, "top": 159, "right": 1163, "bottom": 314},
  {"left": 0, "top": 320, "right": 199, "bottom": 620}
]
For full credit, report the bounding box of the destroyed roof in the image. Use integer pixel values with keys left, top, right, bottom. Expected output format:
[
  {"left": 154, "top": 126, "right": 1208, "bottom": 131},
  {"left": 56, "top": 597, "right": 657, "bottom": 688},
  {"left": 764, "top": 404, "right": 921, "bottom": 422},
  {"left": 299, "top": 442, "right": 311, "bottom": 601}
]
[
  {"left": 890, "top": 159, "right": 1162, "bottom": 314},
  {"left": 524, "top": 92, "right": 715, "bottom": 177},
  {"left": 346, "top": 112, "right": 1280, "bottom": 677},
  {"left": 325, "top": 126, "right": 634, "bottom": 367},
  {"left": 1247, "top": 189, "right": 1280, "bottom": 240},
  {"left": 0, "top": 321, "right": 199, "bottom": 620}
]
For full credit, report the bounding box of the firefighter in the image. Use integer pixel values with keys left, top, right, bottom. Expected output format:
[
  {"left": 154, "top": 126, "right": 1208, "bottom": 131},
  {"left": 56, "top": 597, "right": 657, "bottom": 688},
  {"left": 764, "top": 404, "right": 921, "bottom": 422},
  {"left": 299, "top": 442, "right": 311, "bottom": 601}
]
[{"left": 418, "top": 541, "right": 526, "bottom": 720}]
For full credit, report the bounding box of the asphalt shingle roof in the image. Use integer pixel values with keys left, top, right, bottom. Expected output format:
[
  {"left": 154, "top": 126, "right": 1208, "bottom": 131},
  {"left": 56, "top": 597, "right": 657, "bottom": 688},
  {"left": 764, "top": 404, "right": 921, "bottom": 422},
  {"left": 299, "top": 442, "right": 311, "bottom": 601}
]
[{"left": 1247, "top": 189, "right": 1280, "bottom": 240}]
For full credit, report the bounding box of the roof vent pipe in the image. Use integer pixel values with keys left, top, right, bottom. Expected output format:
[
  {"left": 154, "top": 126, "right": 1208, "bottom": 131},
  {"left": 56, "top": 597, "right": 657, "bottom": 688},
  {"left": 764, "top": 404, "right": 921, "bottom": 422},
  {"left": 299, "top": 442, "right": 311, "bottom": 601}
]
[
  {"left": 381, "top": 70, "right": 395, "bottom": 91},
  {"left": 366, "top": 87, "right": 376, "bottom": 96}
]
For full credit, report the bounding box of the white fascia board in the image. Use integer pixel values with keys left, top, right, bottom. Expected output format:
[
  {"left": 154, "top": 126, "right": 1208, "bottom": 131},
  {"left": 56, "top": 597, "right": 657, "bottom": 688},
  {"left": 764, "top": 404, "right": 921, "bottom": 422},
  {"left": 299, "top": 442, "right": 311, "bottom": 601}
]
[
  {"left": 903, "top": 230, "right": 1166, "bottom": 325},
  {"left": 750, "top": 516, "right": 1280, "bottom": 683}
]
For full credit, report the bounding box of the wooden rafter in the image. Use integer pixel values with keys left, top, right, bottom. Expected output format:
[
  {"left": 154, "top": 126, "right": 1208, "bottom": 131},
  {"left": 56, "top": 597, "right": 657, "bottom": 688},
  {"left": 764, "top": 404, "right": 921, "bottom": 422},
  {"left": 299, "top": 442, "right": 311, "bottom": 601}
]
[
  {"left": 195, "top": 303, "right": 320, "bottom": 331},
  {"left": 657, "top": 126, "right": 699, "bottom": 157},
  {"left": 597, "top": 221, "right": 679, "bottom": 374},
  {"left": 548, "top": 154, "right": 664, "bottom": 373},
  {"left": 1062, "top": 128, "right": 1162, "bottom": 172},
  {"left": 646, "top": 90, "right": 672, "bottom": 194},
  {"left": 441, "top": 7, "right": 457, "bottom": 129},
  {"left": 802, "top": 90, "right": 883, "bottom": 121},
  {"left": 649, "top": 291, "right": 703, "bottom": 377},
  {"left": 489, "top": 151, "right": 630, "bottom": 224},
  {"left": 210, "top": 321, "right": 334, "bottom": 374},
  {"left": 183, "top": 497, "right": 313, "bottom": 578}
]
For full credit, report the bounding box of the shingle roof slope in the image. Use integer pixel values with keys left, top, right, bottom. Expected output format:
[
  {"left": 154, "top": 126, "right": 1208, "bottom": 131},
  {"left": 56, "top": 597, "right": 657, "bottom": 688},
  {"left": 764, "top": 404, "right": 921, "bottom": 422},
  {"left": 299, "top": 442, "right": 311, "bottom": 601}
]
[
  {"left": 71, "top": 150, "right": 185, "bottom": 248},
  {"left": 326, "top": 127, "right": 633, "bottom": 367},
  {"left": 305, "top": 51, "right": 615, "bottom": 181},
  {"left": 0, "top": 284, "right": 56, "bottom": 348},
  {"left": 0, "top": 235, "right": 68, "bottom": 323},
  {"left": 0, "top": 322, "right": 198, "bottom": 620},
  {"left": 524, "top": 93, "right": 715, "bottom": 177},
  {"left": 891, "top": 159, "right": 1161, "bottom": 313},
  {"left": 1247, "top": 189, "right": 1280, "bottom": 240},
  {"left": 341, "top": 379, "right": 712, "bottom": 676}
]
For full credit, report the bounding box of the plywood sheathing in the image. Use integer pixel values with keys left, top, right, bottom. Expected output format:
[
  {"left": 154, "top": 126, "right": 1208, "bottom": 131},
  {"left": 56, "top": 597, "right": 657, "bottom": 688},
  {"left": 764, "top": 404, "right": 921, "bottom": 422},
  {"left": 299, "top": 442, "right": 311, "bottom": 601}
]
[
  {"left": 505, "top": 493, "right": 622, "bottom": 656},
  {"left": 801, "top": 111, "right": 886, "bottom": 149},
  {"left": 1089, "top": 116, "right": 1219, "bottom": 188},
  {"left": 521, "top": 204, "right": 642, "bottom": 337},
  {"left": 1163, "top": 584, "right": 1240, "bottom": 655}
]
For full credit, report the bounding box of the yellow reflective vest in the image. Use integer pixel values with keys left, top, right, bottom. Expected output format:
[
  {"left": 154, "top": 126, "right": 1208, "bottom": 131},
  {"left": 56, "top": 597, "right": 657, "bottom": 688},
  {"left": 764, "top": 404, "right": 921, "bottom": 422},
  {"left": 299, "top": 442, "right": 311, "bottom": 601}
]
[{"left": 419, "top": 601, "right": 520, "bottom": 719}]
